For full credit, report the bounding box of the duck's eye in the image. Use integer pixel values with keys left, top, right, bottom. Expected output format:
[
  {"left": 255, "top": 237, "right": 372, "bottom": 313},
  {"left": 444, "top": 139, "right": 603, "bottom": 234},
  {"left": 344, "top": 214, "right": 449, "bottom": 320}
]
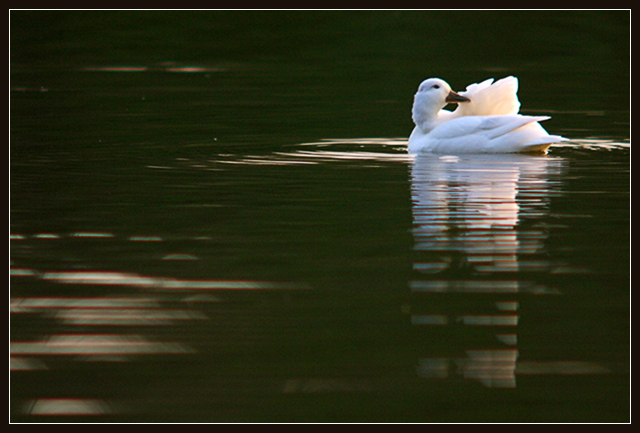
[{"left": 431, "top": 84, "right": 440, "bottom": 89}]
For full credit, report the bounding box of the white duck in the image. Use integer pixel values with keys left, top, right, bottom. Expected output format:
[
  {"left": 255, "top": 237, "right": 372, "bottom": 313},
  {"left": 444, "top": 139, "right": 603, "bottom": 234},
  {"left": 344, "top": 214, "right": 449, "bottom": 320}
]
[{"left": 408, "top": 76, "right": 568, "bottom": 154}]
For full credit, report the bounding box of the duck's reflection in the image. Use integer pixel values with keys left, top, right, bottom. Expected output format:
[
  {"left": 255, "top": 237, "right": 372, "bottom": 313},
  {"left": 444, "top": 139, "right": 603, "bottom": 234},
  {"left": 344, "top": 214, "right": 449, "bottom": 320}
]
[{"left": 409, "top": 153, "right": 565, "bottom": 387}]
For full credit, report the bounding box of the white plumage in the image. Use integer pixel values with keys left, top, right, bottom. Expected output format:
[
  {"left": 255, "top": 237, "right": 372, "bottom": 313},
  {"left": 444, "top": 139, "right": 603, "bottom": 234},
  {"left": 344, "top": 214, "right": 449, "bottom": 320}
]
[{"left": 408, "top": 76, "right": 568, "bottom": 154}]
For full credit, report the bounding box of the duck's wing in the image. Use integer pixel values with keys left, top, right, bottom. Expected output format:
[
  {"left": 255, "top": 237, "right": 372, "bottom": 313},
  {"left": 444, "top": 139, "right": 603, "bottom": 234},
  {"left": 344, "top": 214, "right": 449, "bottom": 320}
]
[
  {"left": 477, "top": 115, "right": 550, "bottom": 139},
  {"left": 430, "top": 115, "right": 544, "bottom": 140},
  {"left": 427, "top": 115, "right": 567, "bottom": 153},
  {"left": 453, "top": 76, "right": 521, "bottom": 117},
  {"left": 477, "top": 115, "right": 568, "bottom": 148}
]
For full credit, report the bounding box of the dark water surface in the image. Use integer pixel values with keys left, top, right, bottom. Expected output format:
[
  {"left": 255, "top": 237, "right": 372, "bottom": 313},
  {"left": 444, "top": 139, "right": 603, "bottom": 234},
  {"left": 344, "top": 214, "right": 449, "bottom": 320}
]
[{"left": 10, "top": 11, "right": 629, "bottom": 423}]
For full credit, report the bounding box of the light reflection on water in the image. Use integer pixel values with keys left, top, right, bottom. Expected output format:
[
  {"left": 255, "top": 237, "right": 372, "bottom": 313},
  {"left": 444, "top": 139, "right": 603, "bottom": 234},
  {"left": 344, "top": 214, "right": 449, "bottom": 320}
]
[
  {"left": 10, "top": 227, "right": 311, "bottom": 418},
  {"left": 410, "top": 152, "right": 564, "bottom": 273},
  {"left": 407, "top": 151, "right": 613, "bottom": 388},
  {"left": 410, "top": 153, "right": 563, "bottom": 387},
  {"left": 10, "top": 138, "right": 627, "bottom": 420}
]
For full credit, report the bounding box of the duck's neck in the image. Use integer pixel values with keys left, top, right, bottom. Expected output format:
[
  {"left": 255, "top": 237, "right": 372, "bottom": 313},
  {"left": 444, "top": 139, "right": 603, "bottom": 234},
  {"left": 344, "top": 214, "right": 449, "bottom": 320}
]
[{"left": 412, "top": 97, "right": 447, "bottom": 134}]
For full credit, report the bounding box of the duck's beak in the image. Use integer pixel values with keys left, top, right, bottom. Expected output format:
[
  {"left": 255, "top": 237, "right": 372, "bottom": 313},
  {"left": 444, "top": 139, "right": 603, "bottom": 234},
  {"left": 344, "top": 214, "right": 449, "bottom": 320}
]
[{"left": 446, "top": 91, "right": 471, "bottom": 103}]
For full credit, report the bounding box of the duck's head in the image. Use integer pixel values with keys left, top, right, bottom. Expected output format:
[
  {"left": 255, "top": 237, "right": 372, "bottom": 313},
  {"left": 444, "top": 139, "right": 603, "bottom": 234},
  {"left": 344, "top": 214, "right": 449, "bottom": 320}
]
[
  {"left": 412, "top": 78, "right": 470, "bottom": 133},
  {"left": 415, "top": 78, "right": 471, "bottom": 108}
]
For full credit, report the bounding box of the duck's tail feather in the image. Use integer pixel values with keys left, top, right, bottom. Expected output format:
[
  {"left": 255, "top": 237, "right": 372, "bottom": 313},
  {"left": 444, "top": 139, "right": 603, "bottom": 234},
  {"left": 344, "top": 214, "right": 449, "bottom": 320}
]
[
  {"left": 456, "top": 76, "right": 521, "bottom": 117},
  {"left": 521, "top": 135, "right": 569, "bottom": 153}
]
